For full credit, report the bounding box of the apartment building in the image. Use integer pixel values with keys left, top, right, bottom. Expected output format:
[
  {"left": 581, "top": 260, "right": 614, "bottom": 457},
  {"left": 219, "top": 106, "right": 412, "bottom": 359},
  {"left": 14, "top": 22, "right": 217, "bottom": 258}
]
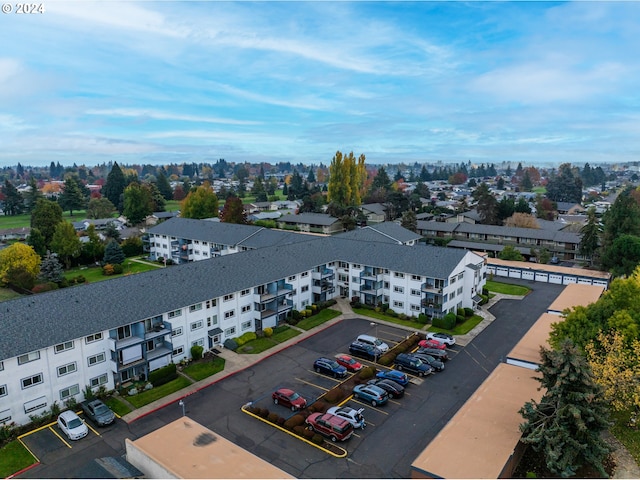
[{"left": 0, "top": 228, "right": 486, "bottom": 427}]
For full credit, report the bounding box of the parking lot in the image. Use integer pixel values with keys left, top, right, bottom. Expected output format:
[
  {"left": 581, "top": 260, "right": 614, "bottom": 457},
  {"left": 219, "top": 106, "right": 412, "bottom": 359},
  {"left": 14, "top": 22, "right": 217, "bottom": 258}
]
[{"left": 18, "top": 280, "right": 565, "bottom": 479}]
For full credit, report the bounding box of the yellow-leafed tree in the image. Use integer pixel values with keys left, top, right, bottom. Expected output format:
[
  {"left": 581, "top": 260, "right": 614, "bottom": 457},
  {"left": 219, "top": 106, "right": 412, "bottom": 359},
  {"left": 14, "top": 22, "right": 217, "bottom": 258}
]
[
  {"left": 327, "top": 151, "right": 366, "bottom": 208},
  {"left": 0, "top": 242, "right": 42, "bottom": 289}
]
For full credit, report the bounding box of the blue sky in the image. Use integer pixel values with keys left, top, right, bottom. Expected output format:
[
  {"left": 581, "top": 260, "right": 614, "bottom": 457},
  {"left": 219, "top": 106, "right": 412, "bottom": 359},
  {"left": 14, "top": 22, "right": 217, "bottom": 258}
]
[{"left": 1, "top": 1, "right": 638, "bottom": 167}]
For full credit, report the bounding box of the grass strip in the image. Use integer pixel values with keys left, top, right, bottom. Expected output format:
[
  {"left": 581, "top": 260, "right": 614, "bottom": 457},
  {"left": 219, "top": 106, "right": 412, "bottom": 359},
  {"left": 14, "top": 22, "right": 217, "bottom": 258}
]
[
  {"left": 0, "top": 440, "right": 37, "bottom": 478},
  {"left": 126, "top": 376, "right": 192, "bottom": 408}
]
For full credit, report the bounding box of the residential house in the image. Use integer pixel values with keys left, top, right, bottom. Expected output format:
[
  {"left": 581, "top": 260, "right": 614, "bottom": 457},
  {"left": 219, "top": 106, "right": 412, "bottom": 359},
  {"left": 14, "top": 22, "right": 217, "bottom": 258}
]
[{"left": 277, "top": 213, "right": 343, "bottom": 234}]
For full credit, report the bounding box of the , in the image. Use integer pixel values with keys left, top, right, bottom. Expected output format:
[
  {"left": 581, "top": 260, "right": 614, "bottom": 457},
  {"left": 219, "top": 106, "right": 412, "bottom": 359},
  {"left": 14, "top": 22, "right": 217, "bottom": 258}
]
[
  {"left": 327, "top": 406, "right": 366, "bottom": 429},
  {"left": 349, "top": 341, "right": 382, "bottom": 361},
  {"left": 367, "top": 378, "right": 405, "bottom": 398},
  {"left": 313, "top": 357, "right": 348, "bottom": 378},
  {"left": 57, "top": 410, "right": 89, "bottom": 441},
  {"left": 419, "top": 338, "right": 447, "bottom": 350},
  {"left": 272, "top": 388, "right": 307, "bottom": 411},
  {"left": 356, "top": 334, "right": 389, "bottom": 353},
  {"left": 375, "top": 369, "right": 410, "bottom": 386},
  {"left": 81, "top": 399, "right": 115, "bottom": 426},
  {"left": 394, "top": 353, "right": 433, "bottom": 376},
  {"left": 335, "top": 354, "right": 363, "bottom": 372},
  {"left": 352, "top": 384, "right": 389, "bottom": 407},
  {"left": 426, "top": 332, "right": 456, "bottom": 346},
  {"left": 305, "top": 412, "right": 355, "bottom": 442}
]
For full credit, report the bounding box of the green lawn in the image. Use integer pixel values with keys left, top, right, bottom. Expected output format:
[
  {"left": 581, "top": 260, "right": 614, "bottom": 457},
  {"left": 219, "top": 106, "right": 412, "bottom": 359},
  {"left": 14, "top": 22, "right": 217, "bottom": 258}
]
[
  {"left": 610, "top": 409, "right": 640, "bottom": 465},
  {"left": 0, "top": 210, "right": 92, "bottom": 230},
  {"left": 352, "top": 307, "right": 426, "bottom": 330},
  {"left": 104, "top": 396, "right": 133, "bottom": 417},
  {"left": 0, "top": 287, "right": 22, "bottom": 302},
  {"left": 125, "top": 376, "right": 193, "bottom": 408},
  {"left": 64, "top": 259, "right": 161, "bottom": 283},
  {"left": 485, "top": 280, "right": 530, "bottom": 296},
  {"left": 0, "top": 440, "right": 37, "bottom": 478},
  {"left": 296, "top": 309, "right": 342, "bottom": 331},
  {"left": 429, "top": 314, "right": 484, "bottom": 335},
  {"left": 183, "top": 357, "right": 226, "bottom": 381},
  {"left": 238, "top": 326, "right": 302, "bottom": 354}
]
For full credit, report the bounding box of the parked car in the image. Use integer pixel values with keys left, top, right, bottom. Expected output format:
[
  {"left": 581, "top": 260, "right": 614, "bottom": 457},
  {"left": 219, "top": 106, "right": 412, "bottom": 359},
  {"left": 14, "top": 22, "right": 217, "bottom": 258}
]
[
  {"left": 335, "top": 354, "right": 363, "bottom": 372},
  {"left": 412, "top": 352, "right": 445, "bottom": 372},
  {"left": 327, "top": 406, "right": 366, "bottom": 429},
  {"left": 418, "top": 338, "right": 447, "bottom": 350},
  {"left": 81, "top": 399, "right": 115, "bottom": 426},
  {"left": 375, "top": 369, "right": 409, "bottom": 386},
  {"left": 367, "top": 378, "right": 405, "bottom": 398},
  {"left": 353, "top": 384, "right": 389, "bottom": 407},
  {"left": 57, "top": 410, "right": 89, "bottom": 440},
  {"left": 394, "top": 353, "right": 433, "bottom": 377},
  {"left": 356, "top": 334, "right": 389, "bottom": 353},
  {"left": 306, "top": 412, "right": 355, "bottom": 442},
  {"left": 349, "top": 341, "right": 382, "bottom": 361},
  {"left": 313, "top": 357, "right": 347, "bottom": 378},
  {"left": 272, "top": 388, "right": 307, "bottom": 411},
  {"left": 417, "top": 347, "right": 449, "bottom": 361},
  {"left": 426, "top": 332, "right": 456, "bottom": 346}
]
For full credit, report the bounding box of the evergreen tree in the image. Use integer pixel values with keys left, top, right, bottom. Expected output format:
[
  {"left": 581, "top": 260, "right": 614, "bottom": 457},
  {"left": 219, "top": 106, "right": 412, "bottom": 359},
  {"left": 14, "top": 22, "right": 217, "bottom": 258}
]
[
  {"left": 58, "top": 176, "right": 87, "bottom": 215},
  {"left": 102, "top": 162, "right": 126, "bottom": 212},
  {"left": 104, "top": 221, "right": 121, "bottom": 243},
  {"left": 545, "top": 163, "right": 583, "bottom": 203},
  {"left": 156, "top": 172, "right": 174, "bottom": 200},
  {"left": 515, "top": 196, "right": 532, "bottom": 214},
  {"left": 520, "top": 170, "right": 533, "bottom": 191},
  {"left": 27, "top": 228, "right": 47, "bottom": 257},
  {"left": 39, "top": 252, "right": 65, "bottom": 283},
  {"left": 30, "top": 198, "right": 63, "bottom": 248},
  {"left": 23, "top": 177, "right": 43, "bottom": 213},
  {"left": 519, "top": 339, "right": 612, "bottom": 478},
  {"left": 601, "top": 186, "right": 640, "bottom": 255},
  {"left": 1, "top": 180, "right": 24, "bottom": 215},
  {"left": 474, "top": 183, "right": 499, "bottom": 225},
  {"left": 579, "top": 207, "right": 601, "bottom": 267},
  {"left": 371, "top": 166, "right": 391, "bottom": 191},
  {"left": 400, "top": 210, "right": 417, "bottom": 232},
  {"left": 307, "top": 169, "right": 316, "bottom": 183},
  {"left": 419, "top": 165, "right": 431, "bottom": 182},
  {"left": 103, "top": 240, "right": 126, "bottom": 265},
  {"left": 80, "top": 224, "right": 105, "bottom": 264}
]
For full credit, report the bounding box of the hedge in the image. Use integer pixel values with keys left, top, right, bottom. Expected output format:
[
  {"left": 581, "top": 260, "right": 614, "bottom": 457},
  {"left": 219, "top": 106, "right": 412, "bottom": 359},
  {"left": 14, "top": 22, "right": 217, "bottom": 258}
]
[{"left": 149, "top": 363, "right": 178, "bottom": 387}]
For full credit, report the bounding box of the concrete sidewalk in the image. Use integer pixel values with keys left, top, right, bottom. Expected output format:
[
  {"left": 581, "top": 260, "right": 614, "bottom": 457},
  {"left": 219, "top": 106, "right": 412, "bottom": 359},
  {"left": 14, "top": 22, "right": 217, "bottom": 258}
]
[{"left": 120, "top": 295, "right": 516, "bottom": 423}]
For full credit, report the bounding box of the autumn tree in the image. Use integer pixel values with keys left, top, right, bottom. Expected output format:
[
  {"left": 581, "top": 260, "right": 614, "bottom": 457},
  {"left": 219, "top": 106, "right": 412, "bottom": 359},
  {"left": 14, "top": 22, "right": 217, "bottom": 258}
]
[
  {"left": 0, "top": 242, "right": 41, "bottom": 289},
  {"left": 50, "top": 221, "right": 82, "bottom": 268},
  {"left": 180, "top": 182, "right": 219, "bottom": 219},
  {"left": 535, "top": 195, "right": 556, "bottom": 221},
  {"left": 503, "top": 213, "right": 539, "bottom": 229},
  {"left": 519, "top": 339, "right": 611, "bottom": 478},
  {"left": 327, "top": 151, "right": 366, "bottom": 208},
  {"left": 220, "top": 196, "right": 248, "bottom": 224},
  {"left": 123, "top": 182, "right": 154, "bottom": 225},
  {"left": 30, "top": 198, "right": 63, "bottom": 248}
]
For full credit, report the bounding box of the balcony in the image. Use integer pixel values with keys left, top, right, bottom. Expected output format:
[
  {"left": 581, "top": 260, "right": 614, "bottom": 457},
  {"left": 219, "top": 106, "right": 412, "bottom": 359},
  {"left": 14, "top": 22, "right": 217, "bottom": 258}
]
[
  {"left": 260, "top": 299, "right": 293, "bottom": 319},
  {"left": 258, "top": 284, "right": 293, "bottom": 303},
  {"left": 144, "top": 323, "right": 170, "bottom": 340},
  {"left": 422, "top": 282, "right": 442, "bottom": 294},
  {"left": 110, "top": 335, "right": 144, "bottom": 351},
  {"left": 421, "top": 299, "right": 443, "bottom": 310},
  {"left": 360, "top": 269, "right": 384, "bottom": 281},
  {"left": 146, "top": 345, "right": 172, "bottom": 362}
]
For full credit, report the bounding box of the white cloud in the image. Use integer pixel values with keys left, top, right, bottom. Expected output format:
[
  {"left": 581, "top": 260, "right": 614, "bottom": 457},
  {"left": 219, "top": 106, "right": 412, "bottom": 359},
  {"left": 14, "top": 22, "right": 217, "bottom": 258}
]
[{"left": 85, "top": 108, "right": 261, "bottom": 126}]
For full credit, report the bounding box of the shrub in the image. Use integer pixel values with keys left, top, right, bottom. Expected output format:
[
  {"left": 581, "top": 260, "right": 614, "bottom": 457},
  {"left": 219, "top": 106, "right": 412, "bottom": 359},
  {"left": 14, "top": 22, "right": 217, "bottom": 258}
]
[
  {"left": 464, "top": 307, "right": 474, "bottom": 317},
  {"left": 398, "top": 313, "right": 408, "bottom": 320},
  {"left": 387, "top": 309, "right": 397, "bottom": 317},
  {"left": 157, "top": 257, "right": 165, "bottom": 264},
  {"left": 191, "top": 344, "right": 204, "bottom": 361},
  {"left": 417, "top": 313, "right": 429, "bottom": 324},
  {"left": 310, "top": 304, "right": 317, "bottom": 312},
  {"left": 378, "top": 354, "right": 393, "bottom": 366},
  {"left": 64, "top": 397, "right": 77, "bottom": 410},
  {"left": 113, "top": 263, "right": 124, "bottom": 274},
  {"left": 267, "top": 412, "right": 280, "bottom": 423},
  {"left": 149, "top": 363, "right": 178, "bottom": 387},
  {"left": 358, "top": 366, "right": 376, "bottom": 380},
  {"left": 312, "top": 433, "right": 324, "bottom": 444},
  {"left": 323, "top": 390, "right": 340, "bottom": 404},
  {"left": 303, "top": 428, "right": 315, "bottom": 440},
  {"left": 223, "top": 338, "right": 238, "bottom": 351},
  {"left": 277, "top": 416, "right": 286, "bottom": 426},
  {"left": 258, "top": 408, "right": 269, "bottom": 419},
  {"left": 284, "top": 414, "right": 305, "bottom": 430},
  {"left": 236, "top": 332, "right": 257, "bottom": 346},
  {"left": 482, "top": 287, "right": 489, "bottom": 296},
  {"left": 293, "top": 426, "right": 306, "bottom": 436},
  {"left": 102, "top": 264, "right": 115, "bottom": 276},
  {"left": 309, "top": 400, "right": 328, "bottom": 413},
  {"left": 456, "top": 315, "right": 465, "bottom": 324},
  {"left": 480, "top": 294, "right": 489, "bottom": 305},
  {"left": 83, "top": 384, "right": 95, "bottom": 401},
  {"left": 32, "top": 282, "right": 59, "bottom": 293},
  {"left": 263, "top": 327, "right": 273, "bottom": 338},
  {"left": 381, "top": 303, "right": 390, "bottom": 312},
  {"left": 433, "top": 312, "right": 456, "bottom": 330}
]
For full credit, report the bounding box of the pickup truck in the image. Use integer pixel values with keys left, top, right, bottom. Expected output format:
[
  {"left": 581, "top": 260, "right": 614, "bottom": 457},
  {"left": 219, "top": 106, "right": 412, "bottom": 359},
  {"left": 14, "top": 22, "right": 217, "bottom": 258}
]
[{"left": 81, "top": 399, "right": 115, "bottom": 426}]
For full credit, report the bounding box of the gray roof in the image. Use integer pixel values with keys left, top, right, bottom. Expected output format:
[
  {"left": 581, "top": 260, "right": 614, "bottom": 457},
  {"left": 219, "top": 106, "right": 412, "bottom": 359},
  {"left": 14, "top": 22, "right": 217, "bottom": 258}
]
[
  {"left": 148, "top": 217, "right": 267, "bottom": 246},
  {"left": 418, "top": 220, "right": 581, "bottom": 243},
  {"left": 447, "top": 240, "right": 531, "bottom": 254},
  {"left": 278, "top": 213, "right": 340, "bottom": 226},
  {"left": 417, "top": 220, "right": 459, "bottom": 232},
  {"left": 337, "top": 223, "right": 421, "bottom": 244},
  {"left": 0, "top": 236, "right": 472, "bottom": 360},
  {"left": 361, "top": 203, "right": 386, "bottom": 215}
]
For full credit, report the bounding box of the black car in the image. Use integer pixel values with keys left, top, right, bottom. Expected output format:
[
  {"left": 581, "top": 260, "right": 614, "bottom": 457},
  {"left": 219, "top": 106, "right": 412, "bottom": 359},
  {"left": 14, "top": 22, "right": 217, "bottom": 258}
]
[
  {"left": 394, "top": 353, "right": 433, "bottom": 376},
  {"left": 313, "top": 357, "right": 348, "bottom": 378},
  {"left": 349, "top": 341, "right": 382, "bottom": 361},
  {"left": 417, "top": 347, "right": 449, "bottom": 361},
  {"left": 412, "top": 352, "right": 445, "bottom": 372},
  {"left": 367, "top": 378, "right": 405, "bottom": 398}
]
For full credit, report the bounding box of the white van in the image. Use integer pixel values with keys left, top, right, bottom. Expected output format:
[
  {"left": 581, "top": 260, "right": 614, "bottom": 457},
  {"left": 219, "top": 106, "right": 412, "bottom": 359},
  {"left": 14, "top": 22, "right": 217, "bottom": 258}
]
[{"left": 356, "top": 334, "right": 389, "bottom": 353}]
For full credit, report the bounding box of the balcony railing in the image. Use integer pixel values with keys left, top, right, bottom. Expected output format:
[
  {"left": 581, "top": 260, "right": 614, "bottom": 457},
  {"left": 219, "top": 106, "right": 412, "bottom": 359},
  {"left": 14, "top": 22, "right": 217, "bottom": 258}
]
[{"left": 421, "top": 282, "right": 442, "bottom": 293}]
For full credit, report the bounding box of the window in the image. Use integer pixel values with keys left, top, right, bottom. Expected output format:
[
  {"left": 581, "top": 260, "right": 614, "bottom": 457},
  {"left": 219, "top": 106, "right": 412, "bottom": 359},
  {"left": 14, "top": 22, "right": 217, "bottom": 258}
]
[
  {"left": 394, "top": 286, "right": 404, "bottom": 294},
  {"left": 339, "top": 262, "right": 348, "bottom": 269},
  {"left": 393, "top": 300, "right": 404, "bottom": 308},
  {"left": 85, "top": 333, "right": 103, "bottom": 344},
  {"left": 189, "top": 303, "right": 203, "bottom": 312},
  {"left": 224, "top": 310, "right": 235, "bottom": 319},
  {"left": 241, "top": 289, "right": 250, "bottom": 296},
  {"left": 394, "top": 272, "right": 405, "bottom": 278},
  {"left": 352, "top": 276, "right": 359, "bottom": 283},
  {"left": 0, "top": 384, "right": 6, "bottom": 397},
  {"left": 117, "top": 325, "right": 131, "bottom": 340},
  {"left": 458, "top": 273, "right": 464, "bottom": 281},
  {"left": 301, "top": 271, "right": 309, "bottom": 277},
  {"left": 411, "top": 304, "right": 421, "bottom": 312},
  {"left": 384, "top": 282, "right": 390, "bottom": 289},
  {"left": 0, "top": 409, "right": 10, "bottom": 423},
  {"left": 21, "top": 373, "right": 43, "bottom": 389},
  {"left": 206, "top": 299, "right": 217, "bottom": 308},
  {"left": 351, "top": 264, "right": 361, "bottom": 269},
  {"left": 301, "top": 299, "right": 309, "bottom": 307},
  {"left": 224, "top": 327, "right": 236, "bottom": 336},
  {"left": 57, "top": 362, "right": 77, "bottom": 377},
  {"left": 288, "top": 275, "right": 296, "bottom": 281},
  {"left": 90, "top": 374, "right": 108, "bottom": 388},
  {"left": 168, "top": 309, "right": 182, "bottom": 318},
  {"left": 0, "top": 361, "right": 3, "bottom": 371},
  {"left": 54, "top": 341, "right": 74, "bottom": 354},
  {"left": 301, "top": 285, "right": 309, "bottom": 293},
  {"left": 338, "top": 274, "right": 348, "bottom": 282},
  {"left": 207, "top": 316, "right": 218, "bottom": 326},
  {"left": 88, "top": 352, "right": 106, "bottom": 366},
  {"left": 411, "top": 289, "right": 420, "bottom": 296},
  {"left": 172, "top": 346, "right": 184, "bottom": 356},
  {"left": 223, "top": 293, "right": 234, "bottom": 302},
  {"left": 241, "top": 321, "right": 252, "bottom": 330},
  {"left": 17, "top": 351, "right": 40, "bottom": 365},
  {"left": 192, "top": 338, "right": 204, "bottom": 347},
  {"left": 457, "top": 286, "right": 463, "bottom": 295},
  {"left": 60, "top": 384, "right": 80, "bottom": 400},
  {"left": 190, "top": 320, "right": 203, "bottom": 331},
  {"left": 241, "top": 305, "right": 251, "bottom": 313},
  {"left": 171, "top": 327, "right": 183, "bottom": 337},
  {"left": 411, "top": 275, "right": 421, "bottom": 281},
  {"left": 24, "top": 397, "right": 47, "bottom": 414}
]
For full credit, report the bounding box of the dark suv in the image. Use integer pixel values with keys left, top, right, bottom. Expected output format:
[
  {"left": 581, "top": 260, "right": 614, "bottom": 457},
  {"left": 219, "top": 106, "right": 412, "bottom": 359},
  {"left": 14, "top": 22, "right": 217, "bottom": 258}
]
[
  {"left": 417, "top": 347, "right": 449, "bottom": 361},
  {"left": 313, "top": 357, "right": 347, "bottom": 378},
  {"left": 394, "top": 353, "right": 432, "bottom": 376},
  {"left": 349, "top": 341, "right": 382, "bottom": 361},
  {"left": 306, "top": 412, "right": 354, "bottom": 442}
]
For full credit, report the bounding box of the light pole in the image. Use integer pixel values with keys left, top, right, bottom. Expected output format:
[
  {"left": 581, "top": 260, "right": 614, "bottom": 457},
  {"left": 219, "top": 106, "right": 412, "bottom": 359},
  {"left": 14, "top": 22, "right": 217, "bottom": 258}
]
[
  {"left": 178, "top": 399, "right": 185, "bottom": 417},
  {"left": 370, "top": 322, "right": 378, "bottom": 363}
]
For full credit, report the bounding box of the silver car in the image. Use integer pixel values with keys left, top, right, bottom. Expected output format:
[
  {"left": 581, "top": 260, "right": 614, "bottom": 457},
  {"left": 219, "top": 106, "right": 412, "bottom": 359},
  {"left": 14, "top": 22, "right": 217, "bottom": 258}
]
[{"left": 327, "top": 406, "right": 366, "bottom": 429}]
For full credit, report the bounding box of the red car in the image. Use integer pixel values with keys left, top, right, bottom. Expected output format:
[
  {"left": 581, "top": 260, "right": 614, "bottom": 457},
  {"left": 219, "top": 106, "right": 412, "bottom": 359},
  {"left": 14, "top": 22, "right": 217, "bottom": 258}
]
[
  {"left": 418, "top": 338, "right": 447, "bottom": 350},
  {"left": 272, "top": 388, "right": 307, "bottom": 411},
  {"left": 335, "top": 354, "right": 363, "bottom": 372},
  {"left": 305, "top": 412, "right": 354, "bottom": 442}
]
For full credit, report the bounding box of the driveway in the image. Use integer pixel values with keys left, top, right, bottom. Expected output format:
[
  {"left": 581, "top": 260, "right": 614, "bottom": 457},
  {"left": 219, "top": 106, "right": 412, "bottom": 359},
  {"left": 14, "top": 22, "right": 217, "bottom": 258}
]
[{"left": 19, "top": 280, "right": 565, "bottom": 479}]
